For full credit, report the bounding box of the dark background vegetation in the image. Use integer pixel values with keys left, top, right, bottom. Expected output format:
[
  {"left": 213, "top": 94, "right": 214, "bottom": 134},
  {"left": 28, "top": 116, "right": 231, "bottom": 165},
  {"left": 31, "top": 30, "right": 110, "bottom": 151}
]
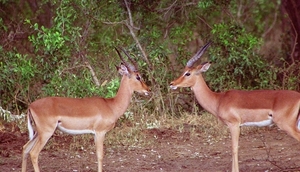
[{"left": 0, "top": 0, "right": 299, "bottom": 119}]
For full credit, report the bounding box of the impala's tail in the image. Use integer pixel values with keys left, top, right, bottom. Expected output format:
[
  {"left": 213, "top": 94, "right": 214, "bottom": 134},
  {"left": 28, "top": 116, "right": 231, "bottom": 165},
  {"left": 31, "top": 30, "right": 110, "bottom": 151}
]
[{"left": 27, "top": 109, "right": 35, "bottom": 140}]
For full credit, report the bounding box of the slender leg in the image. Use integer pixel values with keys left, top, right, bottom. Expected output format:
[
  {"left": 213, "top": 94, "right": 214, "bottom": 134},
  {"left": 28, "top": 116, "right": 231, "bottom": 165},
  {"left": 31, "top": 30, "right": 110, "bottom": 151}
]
[
  {"left": 29, "top": 132, "right": 54, "bottom": 172},
  {"left": 95, "top": 132, "right": 106, "bottom": 172},
  {"left": 273, "top": 109, "right": 300, "bottom": 141},
  {"left": 277, "top": 123, "right": 300, "bottom": 141},
  {"left": 22, "top": 134, "right": 38, "bottom": 172},
  {"left": 229, "top": 124, "right": 240, "bottom": 172}
]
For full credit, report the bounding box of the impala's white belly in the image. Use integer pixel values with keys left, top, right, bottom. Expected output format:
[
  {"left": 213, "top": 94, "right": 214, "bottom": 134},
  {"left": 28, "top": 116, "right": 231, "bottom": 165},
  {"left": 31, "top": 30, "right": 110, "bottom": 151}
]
[
  {"left": 240, "top": 116, "right": 273, "bottom": 127},
  {"left": 57, "top": 122, "right": 95, "bottom": 135}
]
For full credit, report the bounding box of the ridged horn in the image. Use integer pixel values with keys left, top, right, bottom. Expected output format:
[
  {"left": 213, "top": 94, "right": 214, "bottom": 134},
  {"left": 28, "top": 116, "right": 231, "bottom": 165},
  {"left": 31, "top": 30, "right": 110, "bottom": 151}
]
[
  {"left": 118, "top": 47, "right": 138, "bottom": 72},
  {"left": 114, "top": 47, "right": 136, "bottom": 72},
  {"left": 186, "top": 42, "right": 211, "bottom": 68}
]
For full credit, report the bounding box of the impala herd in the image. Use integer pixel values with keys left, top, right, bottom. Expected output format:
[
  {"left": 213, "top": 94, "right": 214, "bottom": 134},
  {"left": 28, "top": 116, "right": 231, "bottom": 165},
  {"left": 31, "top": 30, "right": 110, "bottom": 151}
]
[{"left": 22, "top": 43, "right": 300, "bottom": 172}]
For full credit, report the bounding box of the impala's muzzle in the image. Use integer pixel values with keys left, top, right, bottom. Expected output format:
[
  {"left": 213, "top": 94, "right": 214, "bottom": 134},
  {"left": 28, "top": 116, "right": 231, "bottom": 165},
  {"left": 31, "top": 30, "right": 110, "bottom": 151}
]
[
  {"left": 169, "top": 82, "right": 178, "bottom": 90},
  {"left": 141, "top": 82, "right": 151, "bottom": 96},
  {"left": 143, "top": 89, "right": 150, "bottom": 96}
]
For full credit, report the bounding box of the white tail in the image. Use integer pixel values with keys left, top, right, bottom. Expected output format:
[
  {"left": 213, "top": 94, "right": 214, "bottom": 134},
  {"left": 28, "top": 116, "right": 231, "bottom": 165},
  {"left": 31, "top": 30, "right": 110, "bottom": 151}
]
[{"left": 27, "top": 111, "right": 34, "bottom": 140}]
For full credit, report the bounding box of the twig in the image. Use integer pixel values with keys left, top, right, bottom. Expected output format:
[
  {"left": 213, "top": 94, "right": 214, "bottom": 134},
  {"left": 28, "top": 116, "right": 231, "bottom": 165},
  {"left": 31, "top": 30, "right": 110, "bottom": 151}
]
[
  {"left": 58, "top": 62, "right": 100, "bottom": 87},
  {"left": 85, "top": 62, "right": 100, "bottom": 87},
  {"left": 262, "top": 2, "right": 279, "bottom": 38},
  {"left": 102, "top": 20, "right": 126, "bottom": 25},
  {"left": 123, "top": 0, "right": 153, "bottom": 70},
  {"left": 197, "top": 16, "right": 212, "bottom": 29},
  {"left": 59, "top": 64, "right": 86, "bottom": 74},
  {"left": 259, "top": 134, "right": 283, "bottom": 170},
  {"left": 289, "top": 18, "right": 297, "bottom": 64},
  {"left": 161, "top": 0, "right": 177, "bottom": 19},
  {"left": 124, "top": 0, "right": 134, "bottom": 28}
]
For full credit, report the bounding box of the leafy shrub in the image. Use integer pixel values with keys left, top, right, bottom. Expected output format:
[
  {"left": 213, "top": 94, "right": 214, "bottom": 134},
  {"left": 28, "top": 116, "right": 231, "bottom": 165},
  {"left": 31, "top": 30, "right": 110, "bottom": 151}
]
[
  {"left": 0, "top": 50, "right": 38, "bottom": 112},
  {"left": 278, "top": 59, "right": 300, "bottom": 90},
  {"left": 206, "top": 22, "right": 277, "bottom": 91},
  {"left": 41, "top": 62, "right": 120, "bottom": 98}
]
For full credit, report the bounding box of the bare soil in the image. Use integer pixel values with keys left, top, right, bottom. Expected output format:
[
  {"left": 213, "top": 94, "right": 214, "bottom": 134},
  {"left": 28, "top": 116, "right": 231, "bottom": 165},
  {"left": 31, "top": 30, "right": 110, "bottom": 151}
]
[{"left": 1, "top": 125, "right": 300, "bottom": 172}]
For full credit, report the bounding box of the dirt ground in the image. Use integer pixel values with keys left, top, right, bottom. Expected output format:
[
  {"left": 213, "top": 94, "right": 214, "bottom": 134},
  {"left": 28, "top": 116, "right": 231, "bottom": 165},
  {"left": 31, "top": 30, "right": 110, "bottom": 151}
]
[{"left": 1, "top": 125, "right": 300, "bottom": 172}]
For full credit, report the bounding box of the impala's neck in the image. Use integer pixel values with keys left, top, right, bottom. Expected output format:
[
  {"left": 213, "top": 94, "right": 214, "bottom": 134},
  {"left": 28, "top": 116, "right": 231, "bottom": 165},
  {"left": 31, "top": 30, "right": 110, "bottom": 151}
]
[
  {"left": 191, "top": 75, "right": 220, "bottom": 116},
  {"left": 109, "top": 76, "right": 133, "bottom": 120}
]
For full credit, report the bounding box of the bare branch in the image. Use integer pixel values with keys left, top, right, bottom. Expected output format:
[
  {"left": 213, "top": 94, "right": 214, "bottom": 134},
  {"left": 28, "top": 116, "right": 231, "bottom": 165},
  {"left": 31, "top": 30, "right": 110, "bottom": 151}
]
[
  {"left": 289, "top": 17, "right": 297, "bottom": 64},
  {"left": 102, "top": 20, "right": 126, "bottom": 25},
  {"left": 58, "top": 62, "right": 100, "bottom": 87},
  {"left": 124, "top": 0, "right": 134, "bottom": 28},
  {"left": 262, "top": 2, "right": 280, "bottom": 39},
  {"left": 197, "top": 16, "right": 212, "bottom": 29},
  {"left": 123, "top": 0, "right": 153, "bottom": 69},
  {"left": 162, "top": 0, "right": 177, "bottom": 19},
  {"left": 85, "top": 62, "right": 100, "bottom": 87}
]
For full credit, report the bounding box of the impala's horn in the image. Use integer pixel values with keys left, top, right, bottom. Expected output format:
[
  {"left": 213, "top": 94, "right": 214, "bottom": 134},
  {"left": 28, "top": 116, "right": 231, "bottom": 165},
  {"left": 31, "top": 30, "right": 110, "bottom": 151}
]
[
  {"left": 114, "top": 47, "right": 136, "bottom": 72},
  {"left": 186, "top": 42, "right": 211, "bottom": 68},
  {"left": 119, "top": 47, "right": 138, "bottom": 72}
]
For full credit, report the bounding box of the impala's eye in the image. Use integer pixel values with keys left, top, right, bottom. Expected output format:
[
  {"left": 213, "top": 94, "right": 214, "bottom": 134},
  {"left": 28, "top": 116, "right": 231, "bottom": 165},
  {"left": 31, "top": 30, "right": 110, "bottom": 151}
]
[
  {"left": 136, "top": 75, "right": 141, "bottom": 81},
  {"left": 185, "top": 72, "right": 191, "bottom": 76}
]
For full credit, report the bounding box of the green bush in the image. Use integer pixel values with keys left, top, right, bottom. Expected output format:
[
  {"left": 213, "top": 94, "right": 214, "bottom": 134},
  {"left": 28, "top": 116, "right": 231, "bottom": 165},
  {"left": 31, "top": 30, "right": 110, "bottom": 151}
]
[
  {"left": 206, "top": 22, "right": 278, "bottom": 91},
  {"left": 0, "top": 50, "right": 38, "bottom": 112}
]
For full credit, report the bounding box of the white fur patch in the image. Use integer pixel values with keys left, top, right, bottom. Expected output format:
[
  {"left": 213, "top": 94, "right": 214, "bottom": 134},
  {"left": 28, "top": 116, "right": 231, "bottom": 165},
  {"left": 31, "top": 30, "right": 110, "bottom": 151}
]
[
  {"left": 240, "top": 117, "right": 273, "bottom": 127},
  {"left": 28, "top": 115, "right": 34, "bottom": 140},
  {"left": 57, "top": 124, "right": 95, "bottom": 135},
  {"left": 170, "top": 85, "right": 177, "bottom": 90}
]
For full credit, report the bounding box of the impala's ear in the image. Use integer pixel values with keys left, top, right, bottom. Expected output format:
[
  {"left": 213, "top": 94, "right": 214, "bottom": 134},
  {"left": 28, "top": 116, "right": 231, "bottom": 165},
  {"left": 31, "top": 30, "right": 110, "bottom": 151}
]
[
  {"left": 117, "top": 64, "right": 130, "bottom": 76},
  {"left": 195, "top": 62, "right": 211, "bottom": 74}
]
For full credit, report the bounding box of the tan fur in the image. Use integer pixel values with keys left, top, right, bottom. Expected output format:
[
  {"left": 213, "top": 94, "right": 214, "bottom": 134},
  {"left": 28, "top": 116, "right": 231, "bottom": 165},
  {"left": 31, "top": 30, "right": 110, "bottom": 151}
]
[{"left": 22, "top": 68, "right": 150, "bottom": 172}]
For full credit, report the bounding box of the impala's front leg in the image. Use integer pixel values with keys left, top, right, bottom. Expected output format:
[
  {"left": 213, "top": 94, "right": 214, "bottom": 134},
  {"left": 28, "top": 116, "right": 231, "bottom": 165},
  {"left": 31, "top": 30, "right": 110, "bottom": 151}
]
[
  {"left": 95, "top": 132, "right": 106, "bottom": 172},
  {"left": 229, "top": 124, "right": 240, "bottom": 172}
]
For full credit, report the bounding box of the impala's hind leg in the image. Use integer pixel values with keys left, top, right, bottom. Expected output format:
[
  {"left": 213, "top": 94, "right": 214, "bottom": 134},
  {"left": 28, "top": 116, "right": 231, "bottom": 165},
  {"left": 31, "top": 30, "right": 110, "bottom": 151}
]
[
  {"left": 273, "top": 106, "right": 300, "bottom": 141},
  {"left": 292, "top": 110, "right": 300, "bottom": 141},
  {"left": 297, "top": 110, "right": 300, "bottom": 131},
  {"left": 282, "top": 125, "right": 300, "bottom": 141},
  {"left": 275, "top": 116, "right": 300, "bottom": 141},
  {"left": 22, "top": 134, "right": 38, "bottom": 172},
  {"left": 29, "top": 131, "right": 54, "bottom": 172}
]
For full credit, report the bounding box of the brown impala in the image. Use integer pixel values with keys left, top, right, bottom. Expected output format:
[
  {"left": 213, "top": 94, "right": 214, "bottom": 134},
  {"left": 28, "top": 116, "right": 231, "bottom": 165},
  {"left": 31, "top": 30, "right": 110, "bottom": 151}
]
[
  {"left": 170, "top": 42, "right": 300, "bottom": 172},
  {"left": 22, "top": 47, "right": 150, "bottom": 172}
]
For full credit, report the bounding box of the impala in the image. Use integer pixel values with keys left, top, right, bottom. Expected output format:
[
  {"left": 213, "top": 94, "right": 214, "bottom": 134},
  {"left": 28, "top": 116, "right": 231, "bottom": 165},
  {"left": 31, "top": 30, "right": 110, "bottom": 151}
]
[
  {"left": 170, "top": 42, "right": 300, "bottom": 172},
  {"left": 22, "top": 47, "right": 150, "bottom": 172}
]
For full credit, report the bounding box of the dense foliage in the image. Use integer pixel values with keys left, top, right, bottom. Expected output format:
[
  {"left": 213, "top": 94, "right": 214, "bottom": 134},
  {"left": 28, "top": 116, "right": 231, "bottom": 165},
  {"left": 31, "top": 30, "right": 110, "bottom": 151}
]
[{"left": 0, "top": 0, "right": 299, "bottom": 119}]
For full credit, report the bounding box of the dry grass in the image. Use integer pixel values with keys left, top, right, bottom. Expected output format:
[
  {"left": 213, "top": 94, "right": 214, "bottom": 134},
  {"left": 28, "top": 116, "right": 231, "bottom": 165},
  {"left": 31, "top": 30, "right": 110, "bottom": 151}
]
[
  {"left": 102, "top": 110, "right": 274, "bottom": 148},
  {"left": 161, "top": 112, "right": 229, "bottom": 142},
  {"left": 104, "top": 111, "right": 231, "bottom": 148}
]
